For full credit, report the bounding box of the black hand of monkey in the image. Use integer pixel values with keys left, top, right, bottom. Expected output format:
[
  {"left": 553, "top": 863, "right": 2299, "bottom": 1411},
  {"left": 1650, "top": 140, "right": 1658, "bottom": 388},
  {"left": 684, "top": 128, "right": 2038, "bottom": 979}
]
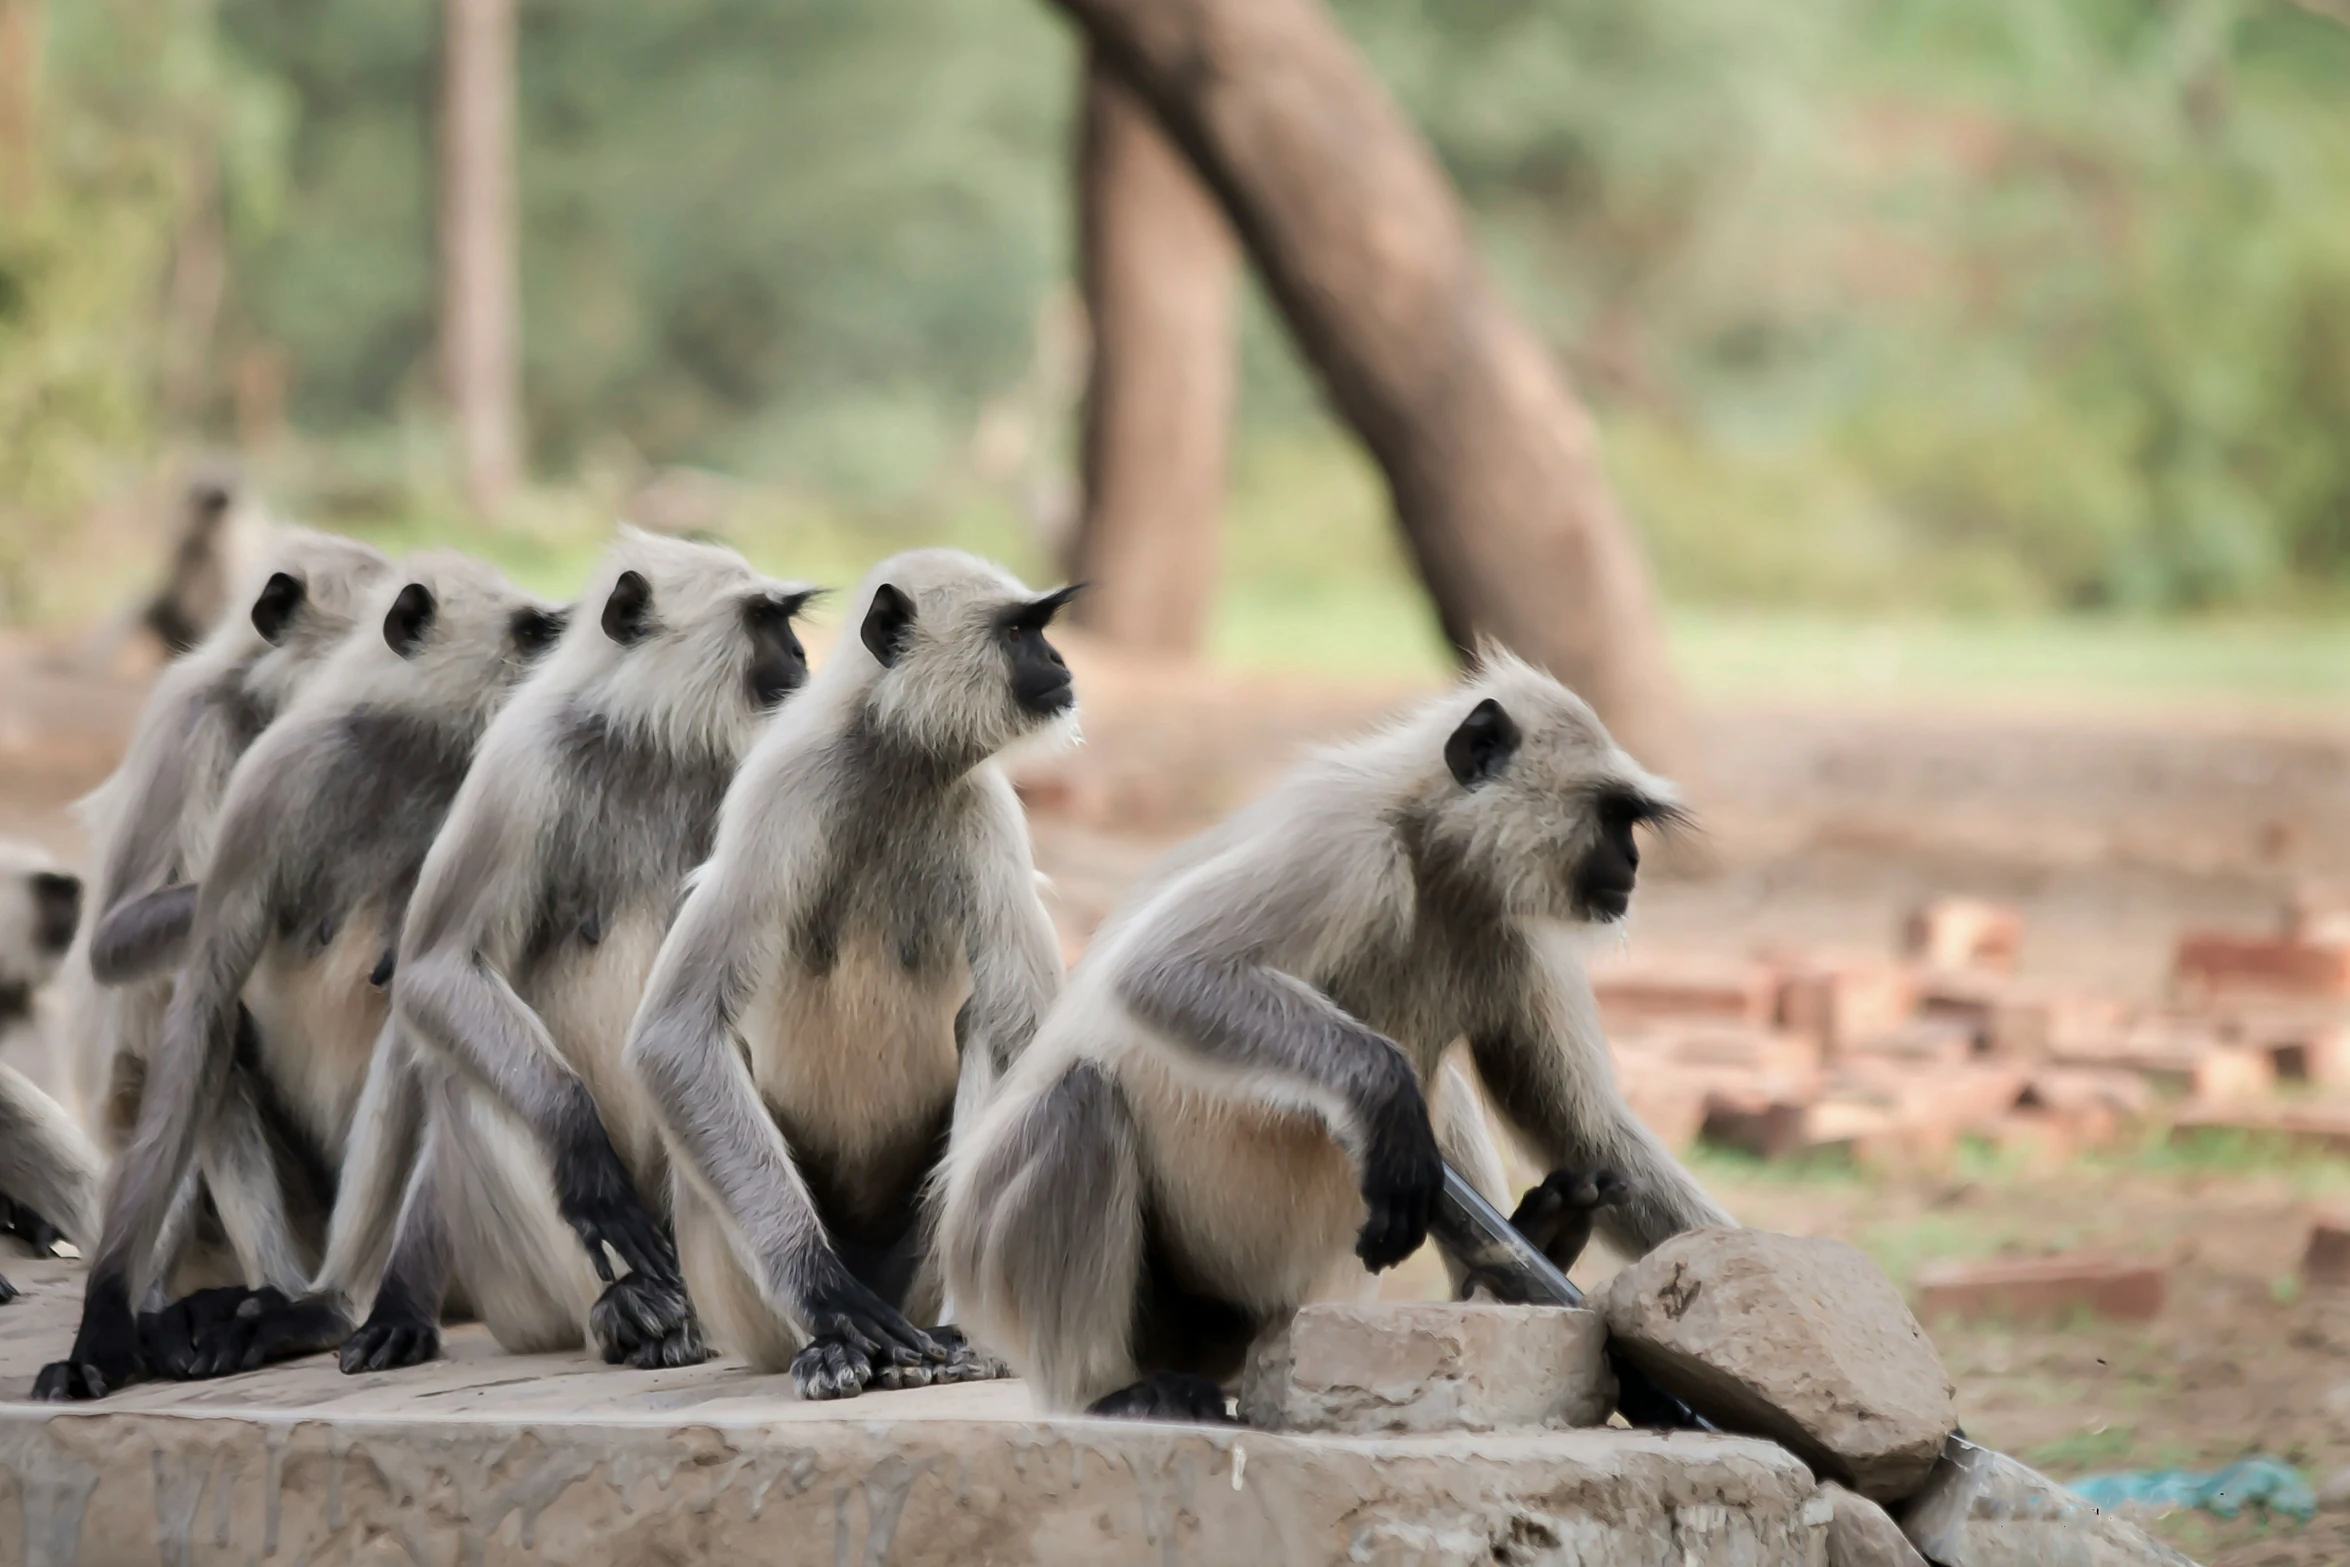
[
  {"left": 553, "top": 1129, "right": 682, "bottom": 1288},
  {"left": 789, "top": 1252, "right": 946, "bottom": 1400},
  {"left": 1354, "top": 1081, "right": 1444, "bottom": 1272},
  {"left": 34, "top": 1275, "right": 145, "bottom": 1400},
  {"left": 142, "top": 1286, "right": 281, "bottom": 1379},
  {"left": 1509, "top": 1168, "right": 1627, "bottom": 1278},
  {"left": 340, "top": 1300, "right": 441, "bottom": 1374},
  {"left": 590, "top": 1274, "right": 710, "bottom": 1370},
  {"left": 0, "top": 1195, "right": 64, "bottom": 1256}
]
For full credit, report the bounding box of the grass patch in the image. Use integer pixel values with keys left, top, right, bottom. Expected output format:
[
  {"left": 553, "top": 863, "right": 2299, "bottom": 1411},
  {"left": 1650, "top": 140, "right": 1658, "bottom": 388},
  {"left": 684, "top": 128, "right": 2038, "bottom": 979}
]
[{"left": 2027, "top": 1422, "right": 2140, "bottom": 1474}]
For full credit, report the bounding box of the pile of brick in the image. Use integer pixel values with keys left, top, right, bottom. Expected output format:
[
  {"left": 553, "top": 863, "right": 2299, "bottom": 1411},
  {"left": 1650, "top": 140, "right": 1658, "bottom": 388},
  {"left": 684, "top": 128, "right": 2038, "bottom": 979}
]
[{"left": 1596, "top": 894, "right": 2350, "bottom": 1169}]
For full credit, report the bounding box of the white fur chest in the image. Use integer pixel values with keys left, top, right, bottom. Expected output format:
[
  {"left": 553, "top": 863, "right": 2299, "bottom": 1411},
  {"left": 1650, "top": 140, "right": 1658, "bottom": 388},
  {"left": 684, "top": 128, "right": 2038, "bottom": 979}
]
[
  {"left": 740, "top": 931, "right": 970, "bottom": 1169},
  {"left": 243, "top": 910, "right": 392, "bottom": 1159}
]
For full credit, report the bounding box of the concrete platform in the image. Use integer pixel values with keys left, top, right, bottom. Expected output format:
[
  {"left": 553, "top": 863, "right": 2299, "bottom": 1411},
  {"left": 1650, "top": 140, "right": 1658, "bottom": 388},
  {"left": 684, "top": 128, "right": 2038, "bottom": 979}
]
[{"left": 0, "top": 1259, "right": 1832, "bottom": 1565}]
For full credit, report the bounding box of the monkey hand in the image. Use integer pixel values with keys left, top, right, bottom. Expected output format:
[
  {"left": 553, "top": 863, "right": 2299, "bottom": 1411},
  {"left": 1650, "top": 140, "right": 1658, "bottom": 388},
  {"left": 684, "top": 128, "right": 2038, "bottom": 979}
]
[
  {"left": 1509, "top": 1168, "right": 1627, "bottom": 1277},
  {"left": 0, "top": 1195, "right": 64, "bottom": 1256},
  {"left": 340, "top": 1296, "right": 441, "bottom": 1374},
  {"left": 149, "top": 1288, "right": 355, "bottom": 1379},
  {"left": 590, "top": 1274, "right": 710, "bottom": 1370},
  {"left": 554, "top": 1130, "right": 682, "bottom": 1289},
  {"left": 1353, "top": 1082, "right": 1444, "bottom": 1272},
  {"left": 922, "top": 1324, "right": 1011, "bottom": 1384},
  {"left": 787, "top": 1255, "right": 947, "bottom": 1400},
  {"left": 34, "top": 1278, "right": 146, "bottom": 1399}
]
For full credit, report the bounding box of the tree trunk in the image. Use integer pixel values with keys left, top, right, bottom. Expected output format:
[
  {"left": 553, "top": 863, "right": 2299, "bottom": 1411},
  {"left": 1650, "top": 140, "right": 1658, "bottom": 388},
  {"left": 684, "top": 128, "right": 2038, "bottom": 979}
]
[
  {"left": 1048, "top": 0, "right": 1685, "bottom": 767},
  {"left": 0, "top": 0, "right": 38, "bottom": 206},
  {"left": 1068, "top": 50, "right": 1239, "bottom": 657},
  {"left": 438, "top": 0, "right": 521, "bottom": 514}
]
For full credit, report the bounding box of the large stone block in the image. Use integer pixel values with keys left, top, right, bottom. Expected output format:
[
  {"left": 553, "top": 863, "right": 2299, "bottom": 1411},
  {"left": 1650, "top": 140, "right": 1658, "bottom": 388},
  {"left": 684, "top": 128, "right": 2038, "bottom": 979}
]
[
  {"left": 1896, "top": 1436, "right": 2201, "bottom": 1567},
  {"left": 1819, "top": 1482, "right": 1929, "bottom": 1567},
  {"left": 1604, "top": 1229, "right": 1957, "bottom": 1503},
  {"left": 1239, "top": 1302, "right": 1613, "bottom": 1435}
]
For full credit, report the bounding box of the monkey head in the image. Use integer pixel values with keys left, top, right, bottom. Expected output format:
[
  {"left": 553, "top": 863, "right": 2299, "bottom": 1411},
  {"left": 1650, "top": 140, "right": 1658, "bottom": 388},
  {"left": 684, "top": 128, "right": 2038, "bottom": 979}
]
[
  {"left": 233, "top": 528, "right": 395, "bottom": 711},
  {"left": 558, "top": 527, "right": 820, "bottom": 754},
  {"left": 1418, "top": 651, "right": 1684, "bottom": 928},
  {"left": 0, "top": 839, "right": 81, "bottom": 995},
  {"left": 850, "top": 548, "right": 1081, "bottom": 770}
]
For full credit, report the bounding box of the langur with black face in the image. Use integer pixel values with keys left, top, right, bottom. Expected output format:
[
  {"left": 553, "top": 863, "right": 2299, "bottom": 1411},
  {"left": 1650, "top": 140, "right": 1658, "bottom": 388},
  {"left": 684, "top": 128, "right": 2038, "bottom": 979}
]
[
  {"left": 0, "top": 839, "right": 98, "bottom": 1303},
  {"left": 69, "top": 528, "right": 391, "bottom": 1139},
  {"left": 185, "top": 532, "right": 822, "bottom": 1377},
  {"left": 626, "top": 549, "right": 1075, "bottom": 1400},
  {"left": 35, "top": 554, "right": 565, "bottom": 1399},
  {"left": 938, "top": 652, "right": 1735, "bottom": 1420}
]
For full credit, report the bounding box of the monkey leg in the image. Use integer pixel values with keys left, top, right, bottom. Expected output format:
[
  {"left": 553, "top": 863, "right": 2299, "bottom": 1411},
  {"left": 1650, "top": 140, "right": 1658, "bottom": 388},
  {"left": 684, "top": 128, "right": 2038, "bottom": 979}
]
[
  {"left": 672, "top": 1170, "right": 802, "bottom": 1372},
  {"left": 434, "top": 1087, "right": 601, "bottom": 1355}
]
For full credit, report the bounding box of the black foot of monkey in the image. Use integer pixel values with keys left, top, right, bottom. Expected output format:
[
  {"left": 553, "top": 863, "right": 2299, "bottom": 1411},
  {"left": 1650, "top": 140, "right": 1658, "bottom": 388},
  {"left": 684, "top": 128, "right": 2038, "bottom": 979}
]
[
  {"left": 155, "top": 1288, "right": 356, "bottom": 1379},
  {"left": 1086, "top": 1371, "right": 1237, "bottom": 1425},
  {"left": 590, "top": 1274, "right": 710, "bottom": 1369},
  {"left": 1510, "top": 1168, "right": 1625, "bottom": 1274},
  {"left": 0, "top": 1195, "right": 65, "bottom": 1257},
  {"left": 923, "top": 1324, "right": 1010, "bottom": 1384}
]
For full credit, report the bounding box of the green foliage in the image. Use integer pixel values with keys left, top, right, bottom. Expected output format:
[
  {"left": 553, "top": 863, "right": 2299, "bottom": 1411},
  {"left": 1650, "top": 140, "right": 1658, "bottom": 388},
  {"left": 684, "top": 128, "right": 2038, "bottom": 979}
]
[{"left": 17, "top": 0, "right": 2350, "bottom": 623}]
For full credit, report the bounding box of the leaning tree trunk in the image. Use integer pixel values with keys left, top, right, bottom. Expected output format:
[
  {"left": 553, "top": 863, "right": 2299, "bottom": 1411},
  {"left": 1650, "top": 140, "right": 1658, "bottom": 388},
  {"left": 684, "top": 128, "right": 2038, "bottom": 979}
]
[
  {"left": 1067, "top": 49, "right": 1240, "bottom": 658},
  {"left": 1049, "top": 0, "right": 1684, "bottom": 766},
  {"left": 439, "top": 0, "right": 522, "bottom": 515}
]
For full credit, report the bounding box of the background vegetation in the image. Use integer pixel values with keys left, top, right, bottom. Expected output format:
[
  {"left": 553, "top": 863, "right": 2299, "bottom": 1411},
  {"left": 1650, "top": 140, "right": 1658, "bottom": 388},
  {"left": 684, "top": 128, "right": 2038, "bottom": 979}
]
[{"left": 5, "top": 0, "right": 2349, "bottom": 665}]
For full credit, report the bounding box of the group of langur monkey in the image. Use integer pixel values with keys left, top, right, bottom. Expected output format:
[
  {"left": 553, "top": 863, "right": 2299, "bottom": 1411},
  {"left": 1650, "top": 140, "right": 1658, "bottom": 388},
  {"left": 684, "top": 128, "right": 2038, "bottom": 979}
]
[{"left": 0, "top": 520, "right": 1733, "bottom": 1421}]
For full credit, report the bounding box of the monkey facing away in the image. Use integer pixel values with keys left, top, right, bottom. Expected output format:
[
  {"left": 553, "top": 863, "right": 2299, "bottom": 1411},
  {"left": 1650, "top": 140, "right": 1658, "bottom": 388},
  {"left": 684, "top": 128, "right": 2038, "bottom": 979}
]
[
  {"left": 937, "top": 652, "right": 1734, "bottom": 1420},
  {"left": 0, "top": 840, "right": 99, "bottom": 1303},
  {"left": 196, "top": 532, "right": 822, "bottom": 1377},
  {"left": 625, "top": 548, "right": 1074, "bottom": 1399},
  {"left": 35, "top": 553, "right": 564, "bottom": 1399},
  {"left": 67, "top": 527, "right": 392, "bottom": 1142}
]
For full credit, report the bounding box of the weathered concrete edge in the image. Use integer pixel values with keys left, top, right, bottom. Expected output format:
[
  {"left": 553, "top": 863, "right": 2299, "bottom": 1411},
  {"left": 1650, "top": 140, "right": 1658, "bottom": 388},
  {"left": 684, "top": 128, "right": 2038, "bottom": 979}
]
[{"left": 0, "top": 1401, "right": 1836, "bottom": 1567}]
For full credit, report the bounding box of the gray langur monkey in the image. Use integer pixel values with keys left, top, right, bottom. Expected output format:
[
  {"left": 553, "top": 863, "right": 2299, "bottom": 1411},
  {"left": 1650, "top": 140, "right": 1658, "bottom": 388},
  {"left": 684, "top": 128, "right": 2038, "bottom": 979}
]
[
  {"left": 937, "top": 652, "right": 1735, "bottom": 1420},
  {"left": 67, "top": 527, "right": 392, "bottom": 1143},
  {"left": 195, "top": 532, "right": 821, "bottom": 1378},
  {"left": 0, "top": 840, "right": 100, "bottom": 1302},
  {"left": 625, "top": 548, "right": 1074, "bottom": 1400},
  {"left": 35, "top": 553, "right": 565, "bottom": 1400}
]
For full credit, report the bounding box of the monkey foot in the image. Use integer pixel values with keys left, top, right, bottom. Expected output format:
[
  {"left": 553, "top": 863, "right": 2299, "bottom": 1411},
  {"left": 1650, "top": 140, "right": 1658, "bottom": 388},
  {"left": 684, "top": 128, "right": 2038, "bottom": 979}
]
[
  {"left": 1086, "top": 1371, "right": 1237, "bottom": 1425},
  {"left": 0, "top": 1196, "right": 63, "bottom": 1256},
  {"left": 922, "top": 1325, "right": 1010, "bottom": 1384},
  {"left": 339, "top": 1308, "right": 440, "bottom": 1374},
  {"left": 36, "top": 1281, "right": 145, "bottom": 1399},
  {"left": 591, "top": 1274, "right": 708, "bottom": 1369},
  {"left": 790, "top": 1329, "right": 946, "bottom": 1400}
]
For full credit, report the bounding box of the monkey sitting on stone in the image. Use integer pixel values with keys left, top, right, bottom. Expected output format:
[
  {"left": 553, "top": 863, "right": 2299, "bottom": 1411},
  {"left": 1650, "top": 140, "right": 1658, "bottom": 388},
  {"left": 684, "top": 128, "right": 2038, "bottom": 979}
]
[
  {"left": 938, "top": 652, "right": 1733, "bottom": 1420},
  {"left": 36, "top": 553, "right": 565, "bottom": 1399},
  {"left": 177, "top": 531, "right": 823, "bottom": 1378},
  {"left": 0, "top": 840, "right": 99, "bottom": 1303},
  {"left": 626, "top": 548, "right": 1075, "bottom": 1399}
]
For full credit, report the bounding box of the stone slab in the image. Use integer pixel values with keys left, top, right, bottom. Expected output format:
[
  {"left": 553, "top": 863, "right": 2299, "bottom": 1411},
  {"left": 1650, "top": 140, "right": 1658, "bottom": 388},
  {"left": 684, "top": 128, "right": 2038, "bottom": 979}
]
[
  {"left": 0, "top": 1260, "right": 1831, "bottom": 1566},
  {"left": 1240, "top": 1302, "right": 1614, "bottom": 1435}
]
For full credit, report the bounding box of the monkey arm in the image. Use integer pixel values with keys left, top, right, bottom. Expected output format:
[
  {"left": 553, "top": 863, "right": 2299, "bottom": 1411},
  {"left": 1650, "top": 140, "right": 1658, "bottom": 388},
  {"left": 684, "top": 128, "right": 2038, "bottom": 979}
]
[
  {"left": 1468, "top": 939, "right": 1734, "bottom": 1256},
  {"left": 628, "top": 861, "right": 934, "bottom": 1356},
  {"left": 89, "top": 883, "right": 200, "bottom": 985},
  {"left": 308, "top": 1018, "right": 430, "bottom": 1305},
  {"left": 1114, "top": 938, "right": 1445, "bottom": 1271},
  {"left": 960, "top": 787, "right": 1065, "bottom": 1082}
]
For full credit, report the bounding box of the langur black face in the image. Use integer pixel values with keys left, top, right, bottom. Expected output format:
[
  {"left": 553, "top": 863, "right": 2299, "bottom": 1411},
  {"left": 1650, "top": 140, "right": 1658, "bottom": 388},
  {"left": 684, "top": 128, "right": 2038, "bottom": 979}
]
[
  {"left": 1570, "top": 790, "right": 1651, "bottom": 922},
  {"left": 30, "top": 871, "right": 82, "bottom": 958},
  {"left": 743, "top": 590, "right": 815, "bottom": 710},
  {"left": 997, "top": 584, "right": 1081, "bottom": 718},
  {"left": 509, "top": 605, "right": 569, "bottom": 661}
]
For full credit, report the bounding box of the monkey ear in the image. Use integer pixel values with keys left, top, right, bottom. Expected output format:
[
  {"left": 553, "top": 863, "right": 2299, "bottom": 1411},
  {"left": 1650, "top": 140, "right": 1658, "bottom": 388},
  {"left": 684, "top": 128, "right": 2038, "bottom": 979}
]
[
  {"left": 1444, "top": 698, "right": 1521, "bottom": 788},
  {"left": 861, "top": 582, "right": 916, "bottom": 667},
  {"left": 250, "top": 571, "right": 306, "bottom": 646},
  {"left": 384, "top": 583, "right": 437, "bottom": 658},
  {"left": 602, "top": 570, "right": 653, "bottom": 645},
  {"left": 512, "top": 605, "right": 568, "bottom": 656}
]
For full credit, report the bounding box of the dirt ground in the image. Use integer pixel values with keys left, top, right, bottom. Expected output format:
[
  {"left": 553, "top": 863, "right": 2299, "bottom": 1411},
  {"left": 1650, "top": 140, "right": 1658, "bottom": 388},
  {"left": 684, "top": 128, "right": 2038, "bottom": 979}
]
[{"left": 4, "top": 628, "right": 2346, "bottom": 1565}]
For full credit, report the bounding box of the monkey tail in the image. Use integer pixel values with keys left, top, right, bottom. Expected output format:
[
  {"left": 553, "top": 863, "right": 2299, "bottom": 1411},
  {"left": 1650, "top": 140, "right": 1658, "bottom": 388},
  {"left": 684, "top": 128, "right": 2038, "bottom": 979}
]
[{"left": 939, "top": 1060, "right": 1146, "bottom": 1413}]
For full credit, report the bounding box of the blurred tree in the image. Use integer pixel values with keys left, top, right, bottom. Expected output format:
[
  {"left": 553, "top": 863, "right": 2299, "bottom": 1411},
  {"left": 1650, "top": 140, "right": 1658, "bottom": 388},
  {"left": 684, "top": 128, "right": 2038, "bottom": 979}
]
[
  {"left": 439, "top": 0, "right": 520, "bottom": 512},
  {"left": 1053, "top": 0, "right": 1687, "bottom": 765},
  {"left": 1067, "top": 49, "right": 1237, "bottom": 657}
]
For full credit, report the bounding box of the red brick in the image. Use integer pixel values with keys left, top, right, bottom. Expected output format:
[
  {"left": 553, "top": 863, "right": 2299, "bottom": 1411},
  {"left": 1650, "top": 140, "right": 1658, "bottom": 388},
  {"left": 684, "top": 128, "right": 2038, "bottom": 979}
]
[
  {"left": 1775, "top": 956, "right": 1921, "bottom": 1057},
  {"left": 1592, "top": 956, "right": 1781, "bottom": 1026},
  {"left": 2304, "top": 1212, "right": 2350, "bottom": 1288},
  {"left": 2173, "top": 931, "right": 2350, "bottom": 1000},
  {"left": 2170, "top": 1101, "right": 2350, "bottom": 1153},
  {"left": 1914, "top": 1253, "right": 2166, "bottom": 1324},
  {"left": 1904, "top": 897, "right": 2023, "bottom": 972}
]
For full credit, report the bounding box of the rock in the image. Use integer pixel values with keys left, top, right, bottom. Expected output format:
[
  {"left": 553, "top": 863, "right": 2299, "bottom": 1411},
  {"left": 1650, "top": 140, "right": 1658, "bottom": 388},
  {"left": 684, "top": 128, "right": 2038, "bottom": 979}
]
[
  {"left": 1603, "top": 1228, "right": 1957, "bottom": 1502},
  {"left": 1913, "top": 1253, "right": 2166, "bottom": 1325},
  {"left": 1239, "top": 1302, "right": 1613, "bottom": 1434},
  {"left": 1820, "top": 1482, "right": 1930, "bottom": 1566},
  {"left": 1896, "top": 1436, "right": 2202, "bottom": 1566},
  {"left": 2304, "top": 1211, "right": 2350, "bottom": 1288},
  {"left": 2318, "top": 1465, "right": 2350, "bottom": 1513}
]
